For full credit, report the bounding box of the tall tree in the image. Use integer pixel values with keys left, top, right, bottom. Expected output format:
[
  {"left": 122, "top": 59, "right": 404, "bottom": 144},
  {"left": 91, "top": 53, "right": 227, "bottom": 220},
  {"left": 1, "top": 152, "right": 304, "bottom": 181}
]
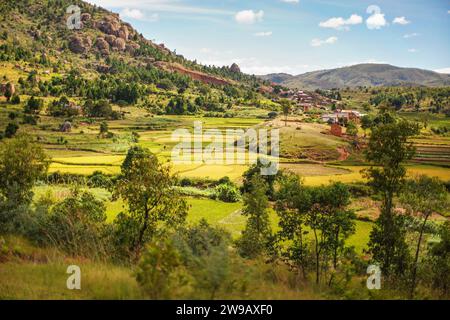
[
  {"left": 400, "top": 175, "right": 448, "bottom": 298},
  {"left": 112, "top": 146, "right": 188, "bottom": 260},
  {"left": 275, "top": 173, "right": 311, "bottom": 278},
  {"left": 364, "top": 112, "right": 420, "bottom": 277},
  {"left": 305, "top": 183, "right": 354, "bottom": 284},
  {"left": 280, "top": 99, "right": 292, "bottom": 127},
  {"left": 238, "top": 175, "right": 271, "bottom": 258},
  {"left": 0, "top": 134, "right": 48, "bottom": 233}
]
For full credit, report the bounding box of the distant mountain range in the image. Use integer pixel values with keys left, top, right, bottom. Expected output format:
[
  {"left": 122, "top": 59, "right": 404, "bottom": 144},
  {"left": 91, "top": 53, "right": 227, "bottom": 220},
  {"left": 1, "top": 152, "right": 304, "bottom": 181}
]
[{"left": 259, "top": 64, "right": 450, "bottom": 90}]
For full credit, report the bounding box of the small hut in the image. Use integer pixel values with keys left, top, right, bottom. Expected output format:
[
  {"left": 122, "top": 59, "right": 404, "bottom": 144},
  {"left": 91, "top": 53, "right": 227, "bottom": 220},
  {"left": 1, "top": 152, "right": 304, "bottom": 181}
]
[{"left": 330, "top": 123, "right": 342, "bottom": 137}]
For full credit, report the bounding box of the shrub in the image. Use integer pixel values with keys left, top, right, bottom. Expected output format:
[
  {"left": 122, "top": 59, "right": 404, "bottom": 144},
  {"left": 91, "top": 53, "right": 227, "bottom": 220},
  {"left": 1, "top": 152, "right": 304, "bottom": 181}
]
[
  {"left": 24, "top": 96, "right": 43, "bottom": 114},
  {"left": 10, "top": 95, "right": 20, "bottom": 104},
  {"left": 215, "top": 183, "right": 241, "bottom": 202},
  {"left": 87, "top": 171, "right": 112, "bottom": 188},
  {"left": 37, "top": 190, "right": 110, "bottom": 258},
  {"left": 135, "top": 237, "right": 189, "bottom": 299},
  {"left": 4, "top": 122, "right": 19, "bottom": 138}
]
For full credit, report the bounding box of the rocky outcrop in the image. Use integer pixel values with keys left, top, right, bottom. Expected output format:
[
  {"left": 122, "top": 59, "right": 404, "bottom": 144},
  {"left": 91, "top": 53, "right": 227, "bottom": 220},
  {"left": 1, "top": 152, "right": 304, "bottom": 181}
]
[
  {"left": 95, "top": 37, "right": 110, "bottom": 53},
  {"left": 80, "top": 13, "right": 91, "bottom": 22},
  {"left": 60, "top": 121, "right": 72, "bottom": 132},
  {"left": 105, "top": 34, "right": 116, "bottom": 46},
  {"left": 1, "top": 82, "right": 15, "bottom": 100},
  {"left": 68, "top": 35, "right": 92, "bottom": 54},
  {"left": 97, "top": 16, "right": 121, "bottom": 36},
  {"left": 230, "top": 63, "right": 241, "bottom": 73},
  {"left": 112, "top": 38, "right": 126, "bottom": 51},
  {"left": 117, "top": 26, "right": 129, "bottom": 40},
  {"left": 125, "top": 42, "right": 140, "bottom": 54}
]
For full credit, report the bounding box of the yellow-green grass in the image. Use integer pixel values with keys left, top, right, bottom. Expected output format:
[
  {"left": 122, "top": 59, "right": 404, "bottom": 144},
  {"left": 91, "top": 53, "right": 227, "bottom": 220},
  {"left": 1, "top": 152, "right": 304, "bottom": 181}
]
[
  {"left": 0, "top": 261, "right": 142, "bottom": 299},
  {"left": 303, "top": 164, "right": 450, "bottom": 186},
  {"left": 280, "top": 163, "right": 351, "bottom": 177},
  {"left": 48, "top": 163, "right": 121, "bottom": 175}
]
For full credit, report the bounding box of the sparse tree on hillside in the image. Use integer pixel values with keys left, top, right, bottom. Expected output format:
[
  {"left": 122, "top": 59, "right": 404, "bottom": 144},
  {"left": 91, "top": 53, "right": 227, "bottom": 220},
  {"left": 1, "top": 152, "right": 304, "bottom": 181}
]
[
  {"left": 364, "top": 112, "right": 420, "bottom": 277},
  {"left": 400, "top": 175, "right": 448, "bottom": 298},
  {"left": 112, "top": 146, "right": 188, "bottom": 260},
  {"left": 0, "top": 134, "right": 48, "bottom": 233},
  {"left": 280, "top": 99, "right": 292, "bottom": 127},
  {"left": 238, "top": 175, "right": 271, "bottom": 258}
]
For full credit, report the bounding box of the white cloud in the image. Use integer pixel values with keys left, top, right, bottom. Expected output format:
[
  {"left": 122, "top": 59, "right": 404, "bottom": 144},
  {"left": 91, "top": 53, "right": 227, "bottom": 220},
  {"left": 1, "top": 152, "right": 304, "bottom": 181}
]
[
  {"left": 254, "top": 31, "right": 273, "bottom": 37},
  {"left": 319, "top": 14, "right": 363, "bottom": 30},
  {"left": 235, "top": 10, "right": 264, "bottom": 24},
  {"left": 404, "top": 33, "right": 419, "bottom": 38},
  {"left": 435, "top": 67, "right": 450, "bottom": 74},
  {"left": 280, "top": 0, "right": 299, "bottom": 3},
  {"left": 120, "top": 8, "right": 145, "bottom": 20},
  {"left": 88, "top": 0, "right": 233, "bottom": 16},
  {"left": 408, "top": 48, "right": 417, "bottom": 53},
  {"left": 393, "top": 16, "right": 410, "bottom": 25},
  {"left": 311, "top": 36, "right": 338, "bottom": 47},
  {"left": 366, "top": 5, "right": 387, "bottom": 30},
  {"left": 448, "top": 10, "right": 450, "bottom": 14}
]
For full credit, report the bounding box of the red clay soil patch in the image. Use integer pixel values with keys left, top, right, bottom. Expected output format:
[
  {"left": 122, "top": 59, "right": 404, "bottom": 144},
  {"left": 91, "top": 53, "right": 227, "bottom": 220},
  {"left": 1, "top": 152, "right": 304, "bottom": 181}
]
[
  {"left": 337, "top": 147, "right": 350, "bottom": 161},
  {"left": 158, "top": 62, "right": 233, "bottom": 86}
]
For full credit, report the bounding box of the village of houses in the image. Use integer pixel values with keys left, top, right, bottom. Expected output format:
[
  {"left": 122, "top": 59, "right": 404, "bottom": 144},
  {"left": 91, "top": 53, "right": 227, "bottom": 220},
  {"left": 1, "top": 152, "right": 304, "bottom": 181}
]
[{"left": 279, "top": 87, "right": 365, "bottom": 137}]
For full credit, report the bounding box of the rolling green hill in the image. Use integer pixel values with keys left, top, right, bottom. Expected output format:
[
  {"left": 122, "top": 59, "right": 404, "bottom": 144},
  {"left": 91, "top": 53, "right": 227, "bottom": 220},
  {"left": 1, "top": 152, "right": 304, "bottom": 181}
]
[{"left": 261, "top": 63, "right": 450, "bottom": 89}]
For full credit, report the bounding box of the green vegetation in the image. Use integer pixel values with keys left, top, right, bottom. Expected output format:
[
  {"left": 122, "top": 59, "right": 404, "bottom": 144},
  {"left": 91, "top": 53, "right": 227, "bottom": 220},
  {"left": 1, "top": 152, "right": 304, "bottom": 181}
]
[{"left": 0, "top": 0, "right": 449, "bottom": 301}]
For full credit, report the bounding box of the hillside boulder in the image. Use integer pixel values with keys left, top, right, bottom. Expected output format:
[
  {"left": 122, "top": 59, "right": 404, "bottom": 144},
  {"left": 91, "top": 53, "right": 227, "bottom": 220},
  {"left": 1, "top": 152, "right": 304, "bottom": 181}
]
[
  {"left": 105, "top": 34, "right": 116, "bottom": 46},
  {"left": 125, "top": 42, "right": 140, "bottom": 54},
  {"left": 98, "top": 16, "right": 121, "bottom": 36},
  {"left": 230, "top": 63, "right": 240, "bottom": 73},
  {"left": 68, "top": 35, "right": 92, "bottom": 54},
  {"left": 96, "top": 37, "right": 110, "bottom": 52},
  {"left": 117, "top": 26, "right": 129, "bottom": 40},
  {"left": 113, "top": 38, "right": 126, "bottom": 51},
  {"left": 80, "top": 13, "right": 91, "bottom": 22}
]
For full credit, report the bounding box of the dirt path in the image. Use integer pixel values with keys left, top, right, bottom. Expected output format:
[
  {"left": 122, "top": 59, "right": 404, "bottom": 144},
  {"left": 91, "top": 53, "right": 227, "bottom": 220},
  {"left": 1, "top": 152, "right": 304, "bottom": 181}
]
[{"left": 337, "top": 147, "right": 350, "bottom": 161}]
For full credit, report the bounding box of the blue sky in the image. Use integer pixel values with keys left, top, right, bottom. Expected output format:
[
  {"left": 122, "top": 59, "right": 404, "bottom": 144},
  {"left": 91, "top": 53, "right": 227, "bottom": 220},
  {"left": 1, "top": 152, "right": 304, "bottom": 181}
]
[{"left": 87, "top": 0, "right": 450, "bottom": 75}]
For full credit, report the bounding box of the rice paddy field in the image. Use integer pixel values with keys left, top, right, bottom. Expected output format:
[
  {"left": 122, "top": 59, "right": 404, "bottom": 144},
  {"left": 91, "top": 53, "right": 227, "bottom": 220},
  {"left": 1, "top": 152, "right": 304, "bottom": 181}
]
[{"left": 4, "top": 103, "right": 449, "bottom": 261}]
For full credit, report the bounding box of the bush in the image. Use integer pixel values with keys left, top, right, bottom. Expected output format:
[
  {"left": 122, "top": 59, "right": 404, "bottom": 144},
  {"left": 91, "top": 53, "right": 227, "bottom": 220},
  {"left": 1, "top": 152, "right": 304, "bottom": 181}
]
[
  {"left": 87, "top": 171, "right": 112, "bottom": 188},
  {"left": 215, "top": 183, "right": 241, "bottom": 202},
  {"left": 10, "top": 95, "right": 20, "bottom": 104},
  {"left": 35, "top": 190, "right": 110, "bottom": 258},
  {"left": 24, "top": 96, "right": 43, "bottom": 114},
  {"left": 268, "top": 111, "right": 278, "bottom": 119},
  {"left": 346, "top": 182, "right": 372, "bottom": 197},
  {"left": 4, "top": 122, "right": 19, "bottom": 138},
  {"left": 22, "top": 114, "right": 38, "bottom": 125},
  {"left": 135, "top": 237, "right": 188, "bottom": 299}
]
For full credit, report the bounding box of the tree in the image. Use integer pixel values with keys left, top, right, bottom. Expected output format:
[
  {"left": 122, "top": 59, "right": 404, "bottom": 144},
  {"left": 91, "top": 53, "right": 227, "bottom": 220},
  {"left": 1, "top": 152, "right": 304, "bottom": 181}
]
[
  {"left": 427, "top": 222, "right": 450, "bottom": 297},
  {"left": 176, "top": 219, "right": 232, "bottom": 299},
  {"left": 0, "top": 134, "right": 48, "bottom": 233},
  {"left": 400, "top": 175, "right": 448, "bottom": 298},
  {"left": 275, "top": 173, "right": 311, "bottom": 278},
  {"left": 238, "top": 175, "right": 271, "bottom": 258},
  {"left": 360, "top": 115, "right": 374, "bottom": 136},
  {"left": 215, "top": 183, "right": 241, "bottom": 202},
  {"left": 24, "top": 96, "right": 43, "bottom": 114},
  {"left": 241, "top": 159, "right": 280, "bottom": 200},
  {"left": 346, "top": 121, "right": 358, "bottom": 137},
  {"left": 112, "top": 146, "right": 188, "bottom": 260},
  {"left": 99, "top": 121, "right": 108, "bottom": 135},
  {"left": 305, "top": 183, "right": 354, "bottom": 284},
  {"left": 136, "top": 237, "right": 187, "bottom": 299},
  {"left": 4, "top": 122, "right": 19, "bottom": 138},
  {"left": 280, "top": 99, "right": 292, "bottom": 127},
  {"left": 364, "top": 113, "right": 420, "bottom": 277}
]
